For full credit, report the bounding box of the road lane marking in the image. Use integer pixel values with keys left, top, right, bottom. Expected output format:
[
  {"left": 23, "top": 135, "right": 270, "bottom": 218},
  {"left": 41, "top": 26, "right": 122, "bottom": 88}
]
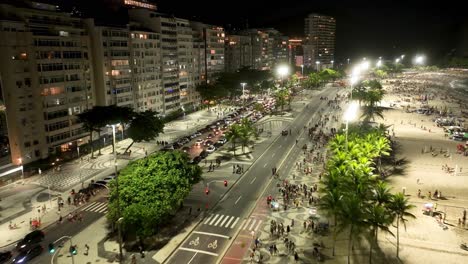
[
  {"left": 179, "top": 247, "right": 219, "bottom": 256},
  {"left": 192, "top": 231, "right": 230, "bottom": 239},
  {"left": 263, "top": 163, "right": 268, "bottom": 168},
  {"left": 209, "top": 214, "right": 220, "bottom": 225},
  {"left": 224, "top": 216, "right": 235, "bottom": 228},
  {"left": 242, "top": 219, "right": 250, "bottom": 229},
  {"left": 249, "top": 219, "right": 257, "bottom": 230},
  {"left": 254, "top": 220, "right": 262, "bottom": 231},
  {"left": 188, "top": 252, "right": 198, "bottom": 264},
  {"left": 204, "top": 215, "right": 213, "bottom": 224},
  {"left": 235, "top": 196, "right": 242, "bottom": 204},
  {"left": 231, "top": 217, "right": 240, "bottom": 229},
  {"left": 220, "top": 215, "right": 229, "bottom": 226},
  {"left": 250, "top": 177, "right": 256, "bottom": 184},
  {"left": 214, "top": 215, "right": 225, "bottom": 226},
  {"left": 81, "top": 202, "right": 97, "bottom": 211}
]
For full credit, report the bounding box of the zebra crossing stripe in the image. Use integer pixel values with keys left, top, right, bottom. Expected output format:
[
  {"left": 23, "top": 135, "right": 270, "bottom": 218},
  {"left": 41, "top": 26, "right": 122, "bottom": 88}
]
[
  {"left": 242, "top": 219, "right": 250, "bottom": 230},
  {"left": 84, "top": 203, "right": 102, "bottom": 212},
  {"left": 224, "top": 216, "right": 235, "bottom": 228},
  {"left": 230, "top": 218, "right": 240, "bottom": 229},
  {"left": 209, "top": 214, "right": 220, "bottom": 225},
  {"left": 81, "top": 202, "right": 97, "bottom": 211},
  {"left": 214, "top": 215, "right": 225, "bottom": 226},
  {"left": 94, "top": 204, "right": 108, "bottom": 213},
  {"left": 220, "top": 215, "right": 230, "bottom": 227},
  {"left": 248, "top": 219, "right": 257, "bottom": 230},
  {"left": 254, "top": 220, "right": 262, "bottom": 231},
  {"left": 204, "top": 215, "right": 213, "bottom": 225}
]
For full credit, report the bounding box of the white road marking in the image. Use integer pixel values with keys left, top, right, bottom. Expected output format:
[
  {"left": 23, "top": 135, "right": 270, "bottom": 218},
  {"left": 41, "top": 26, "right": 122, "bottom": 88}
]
[
  {"left": 220, "top": 215, "right": 229, "bottom": 227},
  {"left": 224, "top": 216, "right": 235, "bottom": 228},
  {"left": 263, "top": 163, "right": 268, "bottom": 168},
  {"left": 81, "top": 202, "right": 97, "bottom": 211},
  {"left": 214, "top": 215, "right": 225, "bottom": 226},
  {"left": 249, "top": 219, "right": 257, "bottom": 230},
  {"left": 187, "top": 252, "right": 198, "bottom": 264},
  {"left": 242, "top": 219, "right": 251, "bottom": 229},
  {"left": 179, "top": 247, "right": 218, "bottom": 256},
  {"left": 254, "top": 220, "right": 262, "bottom": 231},
  {"left": 231, "top": 217, "right": 240, "bottom": 229},
  {"left": 235, "top": 196, "right": 242, "bottom": 204},
  {"left": 209, "top": 214, "right": 220, "bottom": 225},
  {"left": 272, "top": 153, "right": 276, "bottom": 157},
  {"left": 204, "top": 215, "right": 213, "bottom": 224},
  {"left": 192, "top": 231, "right": 230, "bottom": 239},
  {"left": 250, "top": 177, "right": 256, "bottom": 184}
]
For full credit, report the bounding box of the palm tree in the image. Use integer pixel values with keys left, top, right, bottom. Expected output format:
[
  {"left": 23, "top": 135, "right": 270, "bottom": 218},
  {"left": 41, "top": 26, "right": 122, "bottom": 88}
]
[
  {"left": 319, "top": 188, "right": 342, "bottom": 256},
  {"left": 78, "top": 108, "right": 102, "bottom": 158},
  {"left": 390, "top": 193, "right": 416, "bottom": 259},
  {"left": 372, "top": 181, "right": 392, "bottom": 205},
  {"left": 225, "top": 124, "right": 242, "bottom": 155},
  {"left": 338, "top": 194, "right": 367, "bottom": 264},
  {"left": 365, "top": 204, "right": 394, "bottom": 263},
  {"left": 274, "top": 89, "right": 288, "bottom": 112}
]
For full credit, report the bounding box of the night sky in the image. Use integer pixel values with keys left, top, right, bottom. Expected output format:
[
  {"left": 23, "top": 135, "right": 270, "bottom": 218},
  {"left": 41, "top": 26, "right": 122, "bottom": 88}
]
[{"left": 58, "top": 0, "right": 467, "bottom": 62}]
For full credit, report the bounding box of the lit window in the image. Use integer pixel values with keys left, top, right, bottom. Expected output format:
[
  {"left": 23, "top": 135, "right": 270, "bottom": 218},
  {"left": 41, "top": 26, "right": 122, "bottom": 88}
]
[
  {"left": 210, "top": 50, "right": 215, "bottom": 54},
  {"left": 111, "top": 70, "right": 120, "bottom": 76}
]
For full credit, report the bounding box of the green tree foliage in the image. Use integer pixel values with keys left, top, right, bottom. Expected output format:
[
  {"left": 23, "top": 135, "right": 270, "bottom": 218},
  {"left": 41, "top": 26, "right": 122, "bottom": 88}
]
[
  {"left": 125, "top": 110, "right": 164, "bottom": 153},
  {"left": 373, "top": 69, "right": 388, "bottom": 79},
  {"left": 320, "top": 128, "right": 415, "bottom": 263},
  {"left": 225, "top": 118, "right": 256, "bottom": 155},
  {"left": 274, "top": 88, "right": 289, "bottom": 112},
  {"left": 389, "top": 193, "right": 415, "bottom": 259},
  {"left": 304, "top": 72, "right": 321, "bottom": 89},
  {"left": 107, "top": 151, "right": 202, "bottom": 237},
  {"left": 196, "top": 83, "right": 227, "bottom": 102}
]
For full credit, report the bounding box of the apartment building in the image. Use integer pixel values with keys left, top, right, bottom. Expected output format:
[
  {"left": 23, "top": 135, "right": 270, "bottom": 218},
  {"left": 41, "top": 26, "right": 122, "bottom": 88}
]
[
  {"left": 224, "top": 34, "right": 253, "bottom": 72},
  {"left": 190, "top": 22, "right": 225, "bottom": 83},
  {"left": 304, "top": 13, "right": 336, "bottom": 70},
  {"left": 0, "top": 1, "right": 94, "bottom": 167},
  {"left": 129, "top": 9, "right": 181, "bottom": 115},
  {"left": 176, "top": 18, "right": 200, "bottom": 110}
]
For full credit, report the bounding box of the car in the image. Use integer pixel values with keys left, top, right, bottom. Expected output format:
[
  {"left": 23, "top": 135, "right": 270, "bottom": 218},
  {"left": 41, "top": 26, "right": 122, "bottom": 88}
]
[
  {"left": 214, "top": 142, "right": 223, "bottom": 148},
  {"left": 195, "top": 139, "right": 204, "bottom": 145},
  {"left": 12, "top": 244, "right": 43, "bottom": 263},
  {"left": 194, "top": 131, "right": 202, "bottom": 137},
  {"left": 190, "top": 156, "right": 202, "bottom": 164},
  {"left": 204, "top": 140, "right": 214, "bottom": 146},
  {"left": 281, "top": 130, "right": 288, "bottom": 136},
  {"left": 161, "top": 144, "right": 175, "bottom": 151},
  {"left": 206, "top": 134, "right": 214, "bottom": 139},
  {"left": 0, "top": 251, "right": 12, "bottom": 264},
  {"left": 206, "top": 145, "right": 216, "bottom": 153},
  {"left": 199, "top": 150, "right": 209, "bottom": 158},
  {"left": 172, "top": 142, "right": 183, "bottom": 149},
  {"left": 16, "top": 230, "right": 44, "bottom": 251},
  {"left": 217, "top": 138, "right": 227, "bottom": 144},
  {"left": 182, "top": 146, "right": 191, "bottom": 153}
]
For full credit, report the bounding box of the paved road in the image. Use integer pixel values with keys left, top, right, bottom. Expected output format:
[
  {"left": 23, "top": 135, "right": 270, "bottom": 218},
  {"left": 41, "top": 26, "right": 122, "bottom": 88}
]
[
  {"left": 166, "top": 88, "right": 337, "bottom": 264},
  {"left": 4, "top": 196, "right": 109, "bottom": 264}
]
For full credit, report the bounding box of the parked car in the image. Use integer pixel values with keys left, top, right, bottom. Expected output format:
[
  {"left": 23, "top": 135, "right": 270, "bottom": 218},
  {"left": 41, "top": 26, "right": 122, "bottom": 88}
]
[
  {"left": 214, "top": 142, "right": 224, "bottom": 148},
  {"left": 0, "top": 251, "right": 12, "bottom": 264},
  {"left": 206, "top": 134, "right": 214, "bottom": 139},
  {"left": 161, "top": 144, "right": 175, "bottom": 151},
  {"left": 217, "top": 138, "right": 227, "bottom": 144},
  {"left": 16, "top": 230, "right": 45, "bottom": 251},
  {"left": 281, "top": 130, "right": 288, "bottom": 136},
  {"left": 199, "top": 150, "right": 209, "bottom": 158},
  {"left": 204, "top": 140, "right": 214, "bottom": 146},
  {"left": 195, "top": 139, "right": 204, "bottom": 146},
  {"left": 182, "top": 146, "right": 191, "bottom": 153},
  {"left": 12, "top": 244, "right": 43, "bottom": 263},
  {"left": 206, "top": 145, "right": 216, "bottom": 153}
]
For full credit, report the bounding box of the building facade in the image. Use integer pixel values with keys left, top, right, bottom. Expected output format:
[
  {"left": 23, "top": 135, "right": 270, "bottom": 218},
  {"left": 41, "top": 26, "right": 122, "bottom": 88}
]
[
  {"left": 304, "top": 13, "right": 336, "bottom": 70},
  {"left": 0, "top": 1, "right": 94, "bottom": 167},
  {"left": 224, "top": 34, "right": 252, "bottom": 72}
]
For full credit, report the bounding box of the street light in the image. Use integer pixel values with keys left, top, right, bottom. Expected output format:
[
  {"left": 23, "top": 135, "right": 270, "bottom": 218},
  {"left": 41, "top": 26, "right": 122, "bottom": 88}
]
[
  {"left": 350, "top": 75, "right": 359, "bottom": 100},
  {"left": 376, "top": 59, "right": 382, "bottom": 68},
  {"left": 240, "top": 82, "right": 246, "bottom": 97},
  {"left": 18, "top": 158, "right": 24, "bottom": 180},
  {"left": 276, "top": 65, "right": 289, "bottom": 86},
  {"left": 315, "top": 61, "right": 320, "bottom": 71},
  {"left": 414, "top": 55, "right": 425, "bottom": 65},
  {"left": 344, "top": 101, "right": 359, "bottom": 147},
  {"left": 395, "top": 58, "right": 400, "bottom": 63},
  {"left": 331, "top": 60, "right": 334, "bottom": 68},
  {"left": 347, "top": 58, "right": 350, "bottom": 64},
  {"left": 361, "top": 61, "right": 370, "bottom": 71},
  {"left": 107, "top": 123, "right": 123, "bottom": 262},
  {"left": 300, "top": 64, "right": 304, "bottom": 76}
]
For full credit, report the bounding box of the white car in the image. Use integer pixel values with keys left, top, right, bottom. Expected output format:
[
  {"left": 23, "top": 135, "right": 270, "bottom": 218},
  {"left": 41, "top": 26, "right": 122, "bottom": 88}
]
[
  {"left": 206, "top": 145, "right": 216, "bottom": 153},
  {"left": 195, "top": 139, "right": 204, "bottom": 145},
  {"left": 217, "top": 138, "right": 227, "bottom": 144}
]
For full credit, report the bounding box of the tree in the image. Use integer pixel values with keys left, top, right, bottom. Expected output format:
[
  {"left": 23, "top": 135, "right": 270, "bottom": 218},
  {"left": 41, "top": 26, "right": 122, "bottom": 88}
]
[
  {"left": 225, "top": 124, "right": 242, "bottom": 155},
  {"left": 78, "top": 108, "right": 104, "bottom": 158},
  {"left": 125, "top": 110, "right": 164, "bottom": 153},
  {"left": 319, "top": 188, "right": 342, "bottom": 256},
  {"left": 390, "top": 193, "right": 415, "bottom": 259},
  {"left": 374, "top": 69, "right": 388, "bottom": 79},
  {"left": 238, "top": 118, "right": 256, "bottom": 153},
  {"left": 107, "top": 151, "right": 202, "bottom": 237},
  {"left": 305, "top": 72, "right": 321, "bottom": 89},
  {"left": 365, "top": 204, "right": 394, "bottom": 263},
  {"left": 253, "top": 103, "right": 264, "bottom": 113},
  {"left": 274, "top": 88, "right": 288, "bottom": 112}
]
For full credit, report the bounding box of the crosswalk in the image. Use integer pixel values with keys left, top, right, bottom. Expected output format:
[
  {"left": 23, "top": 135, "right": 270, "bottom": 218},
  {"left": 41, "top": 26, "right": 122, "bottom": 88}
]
[
  {"left": 202, "top": 214, "right": 263, "bottom": 231},
  {"left": 81, "top": 202, "right": 108, "bottom": 214}
]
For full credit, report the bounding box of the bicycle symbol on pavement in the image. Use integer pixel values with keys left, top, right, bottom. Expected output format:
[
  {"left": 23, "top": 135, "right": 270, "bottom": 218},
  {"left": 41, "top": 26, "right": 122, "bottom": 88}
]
[
  {"left": 189, "top": 237, "right": 200, "bottom": 247},
  {"left": 208, "top": 239, "right": 218, "bottom": 249}
]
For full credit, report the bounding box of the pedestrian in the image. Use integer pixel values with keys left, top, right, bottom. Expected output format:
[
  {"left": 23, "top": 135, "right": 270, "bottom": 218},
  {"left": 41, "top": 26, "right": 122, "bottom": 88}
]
[
  {"left": 131, "top": 254, "right": 137, "bottom": 264},
  {"left": 287, "top": 225, "right": 290, "bottom": 234},
  {"left": 428, "top": 191, "right": 432, "bottom": 199},
  {"left": 294, "top": 250, "right": 299, "bottom": 262},
  {"left": 417, "top": 178, "right": 420, "bottom": 184},
  {"left": 233, "top": 164, "right": 235, "bottom": 173},
  {"left": 84, "top": 244, "right": 89, "bottom": 255}
]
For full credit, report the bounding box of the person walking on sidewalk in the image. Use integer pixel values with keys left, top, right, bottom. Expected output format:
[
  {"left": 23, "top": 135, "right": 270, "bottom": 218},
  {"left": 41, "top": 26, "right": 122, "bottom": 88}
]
[{"left": 131, "top": 254, "right": 137, "bottom": 264}]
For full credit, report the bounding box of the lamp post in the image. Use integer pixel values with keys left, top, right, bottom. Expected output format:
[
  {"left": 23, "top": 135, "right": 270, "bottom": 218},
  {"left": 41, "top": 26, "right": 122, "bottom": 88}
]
[
  {"left": 107, "top": 123, "right": 123, "bottom": 262},
  {"left": 276, "top": 65, "right": 289, "bottom": 87},
  {"left": 413, "top": 55, "right": 425, "bottom": 66},
  {"left": 240, "top": 82, "right": 246, "bottom": 105},
  {"left": 331, "top": 60, "right": 334, "bottom": 68},
  {"left": 350, "top": 75, "right": 359, "bottom": 100},
  {"left": 18, "top": 158, "right": 24, "bottom": 180},
  {"left": 300, "top": 64, "right": 304, "bottom": 76},
  {"left": 344, "top": 102, "right": 359, "bottom": 149},
  {"left": 315, "top": 61, "right": 320, "bottom": 71},
  {"left": 347, "top": 58, "right": 350, "bottom": 64},
  {"left": 77, "top": 146, "right": 80, "bottom": 162}
]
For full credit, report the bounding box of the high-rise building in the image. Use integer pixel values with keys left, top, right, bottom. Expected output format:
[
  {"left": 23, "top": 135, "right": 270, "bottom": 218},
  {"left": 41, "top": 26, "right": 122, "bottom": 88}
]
[
  {"left": 0, "top": 1, "right": 94, "bottom": 168},
  {"left": 224, "top": 34, "right": 252, "bottom": 72},
  {"left": 304, "top": 13, "right": 336, "bottom": 70}
]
